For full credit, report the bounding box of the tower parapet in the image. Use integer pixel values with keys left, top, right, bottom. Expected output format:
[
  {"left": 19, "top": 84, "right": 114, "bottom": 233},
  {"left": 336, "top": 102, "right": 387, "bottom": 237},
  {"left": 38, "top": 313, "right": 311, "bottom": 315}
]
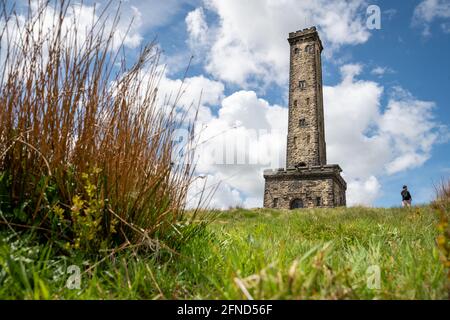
[{"left": 288, "top": 27, "right": 323, "bottom": 52}]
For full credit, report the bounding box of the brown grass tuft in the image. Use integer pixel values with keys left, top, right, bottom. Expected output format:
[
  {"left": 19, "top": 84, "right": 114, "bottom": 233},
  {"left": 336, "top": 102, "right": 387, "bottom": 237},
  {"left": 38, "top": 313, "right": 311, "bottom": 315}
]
[{"left": 0, "top": 0, "right": 201, "bottom": 252}]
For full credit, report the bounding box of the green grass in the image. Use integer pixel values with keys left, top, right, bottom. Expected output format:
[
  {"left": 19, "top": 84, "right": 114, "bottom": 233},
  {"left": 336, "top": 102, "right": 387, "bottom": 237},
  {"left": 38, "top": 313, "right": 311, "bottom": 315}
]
[{"left": 0, "top": 206, "right": 447, "bottom": 299}]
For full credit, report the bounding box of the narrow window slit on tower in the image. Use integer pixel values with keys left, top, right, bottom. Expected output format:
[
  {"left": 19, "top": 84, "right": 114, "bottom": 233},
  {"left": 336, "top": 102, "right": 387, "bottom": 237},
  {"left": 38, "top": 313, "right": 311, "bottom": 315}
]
[
  {"left": 293, "top": 100, "right": 297, "bottom": 107},
  {"left": 316, "top": 197, "right": 321, "bottom": 206},
  {"left": 299, "top": 80, "right": 306, "bottom": 89},
  {"left": 306, "top": 97, "right": 310, "bottom": 105},
  {"left": 273, "top": 198, "right": 278, "bottom": 208},
  {"left": 294, "top": 47, "right": 299, "bottom": 54},
  {"left": 299, "top": 118, "right": 306, "bottom": 127}
]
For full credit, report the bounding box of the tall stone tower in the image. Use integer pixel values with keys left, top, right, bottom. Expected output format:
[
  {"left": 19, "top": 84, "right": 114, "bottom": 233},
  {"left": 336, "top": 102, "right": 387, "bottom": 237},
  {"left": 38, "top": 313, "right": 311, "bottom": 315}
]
[
  {"left": 263, "top": 27, "right": 346, "bottom": 209},
  {"left": 287, "top": 27, "right": 326, "bottom": 168}
]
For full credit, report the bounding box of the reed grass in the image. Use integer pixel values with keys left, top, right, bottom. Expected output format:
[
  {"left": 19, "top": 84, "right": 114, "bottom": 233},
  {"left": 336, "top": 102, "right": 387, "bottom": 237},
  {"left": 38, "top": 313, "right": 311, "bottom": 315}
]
[{"left": 0, "top": 0, "right": 201, "bottom": 253}]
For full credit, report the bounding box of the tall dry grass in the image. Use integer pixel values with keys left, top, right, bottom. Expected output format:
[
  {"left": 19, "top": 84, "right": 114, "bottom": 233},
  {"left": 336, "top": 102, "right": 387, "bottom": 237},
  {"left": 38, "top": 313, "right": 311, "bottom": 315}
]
[
  {"left": 0, "top": 0, "right": 199, "bottom": 252},
  {"left": 433, "top": 179, "right": 450, "bottom": 299},
  {"left": 436, "top": 179, "right": 450, "bottom": 204}
]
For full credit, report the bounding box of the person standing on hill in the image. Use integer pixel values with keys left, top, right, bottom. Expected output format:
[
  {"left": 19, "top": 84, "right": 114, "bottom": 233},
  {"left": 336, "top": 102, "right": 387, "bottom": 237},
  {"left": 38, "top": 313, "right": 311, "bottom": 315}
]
[{"left": 401, "top": 185, "right": 412, "bottom": 207}]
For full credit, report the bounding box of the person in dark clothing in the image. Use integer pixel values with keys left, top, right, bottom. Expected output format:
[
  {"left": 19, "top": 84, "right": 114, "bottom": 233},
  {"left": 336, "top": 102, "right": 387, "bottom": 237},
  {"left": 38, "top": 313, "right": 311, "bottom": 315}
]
[{"left": 401, "top": 185, "right": 412, "bottom": 207}]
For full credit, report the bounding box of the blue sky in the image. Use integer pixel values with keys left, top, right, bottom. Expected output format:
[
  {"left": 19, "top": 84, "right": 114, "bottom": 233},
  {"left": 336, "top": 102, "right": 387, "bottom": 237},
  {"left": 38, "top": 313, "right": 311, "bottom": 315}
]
[{"left": 13, "top": 0, "right": 450, "bottom": 208}]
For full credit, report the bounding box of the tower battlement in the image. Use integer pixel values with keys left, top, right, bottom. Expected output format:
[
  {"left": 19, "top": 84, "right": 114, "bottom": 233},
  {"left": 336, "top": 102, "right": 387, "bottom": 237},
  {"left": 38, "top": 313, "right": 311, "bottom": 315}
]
[
  {"left": 288, "top": 26, "right": 317, "bottom": 38},
  {"left": 288, "top": 26, "right": 323, "bottom": 51}
]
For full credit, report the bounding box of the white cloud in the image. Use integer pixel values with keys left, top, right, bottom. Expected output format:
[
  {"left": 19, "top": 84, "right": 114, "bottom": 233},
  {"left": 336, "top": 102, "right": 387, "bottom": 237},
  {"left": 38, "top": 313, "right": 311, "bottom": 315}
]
[
  {"left": 186, "top": 0, "right": 371, "bottom": 87},
  {"left": 243, "top": 197, "right": 262, "bottom": 209},
  {"left": 325, "top": 64, "right": 387, "bottom": 181},
  {"left": 385, "top": 153, "right": 430, "bottom": 175},
  {"left": 379, "top": 87, "right": 443, "bottom": 174},
  {"left": 383, "top": 8, "right": 398, "bottom": 20},
  {"left": 1, "top": 1, "right": 143, "bottom": 60},
  {"left": 187, "top": 174, "right": 243, "bottom": 210},
  {"left": 126, "top": 0, "right": 195, "bottom": 31},
  {"left": 44, "top": 2, "right": 143, "bottom": 50},
  {"left": 346, "top": 176, "right": 381, "bottom": 206},
  {"left": 412, "top": 0, "right": 450, "bottom": 36},
  {"left": 187, "top": 90, "right": 288, "bottom": 208},
  {"left": 371, "top": 66, "right": 395, "bottom": 77},
  {"left": 325, "top": 66, "right": 445, "bottom": 203},
  {"left": 186, "top": 7, "right": 209, "bottom": 48},
  {"left": 441, "top": 22, "right": 450, "bottom": 33},
  {"left": 218, "top": 91, "right": 271, "bottom": 129},
  {"left": 158, "top": 72, "right": 225, "bottom": 123},
  {"left": 187, "top": 76, "right": 225, "bottom": 107}
]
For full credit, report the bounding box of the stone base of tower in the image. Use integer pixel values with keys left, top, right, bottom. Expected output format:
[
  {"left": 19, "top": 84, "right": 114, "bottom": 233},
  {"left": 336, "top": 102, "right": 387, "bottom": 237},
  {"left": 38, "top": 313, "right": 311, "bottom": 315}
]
[{"left": 263, "top": 165, "right": 346, "bottom": 209}]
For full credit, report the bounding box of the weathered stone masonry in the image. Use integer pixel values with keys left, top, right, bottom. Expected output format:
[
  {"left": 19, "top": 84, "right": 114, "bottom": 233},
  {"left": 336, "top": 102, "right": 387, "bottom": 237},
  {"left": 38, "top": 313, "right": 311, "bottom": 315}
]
[{"left": 263, "top": 27, "right": 346, "bottom": 209}]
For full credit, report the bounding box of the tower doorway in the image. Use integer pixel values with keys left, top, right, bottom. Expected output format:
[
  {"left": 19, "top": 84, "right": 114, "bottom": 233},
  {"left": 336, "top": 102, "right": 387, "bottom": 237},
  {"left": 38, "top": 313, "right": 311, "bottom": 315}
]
[{"left": 290, "top": 198, "right": 304, "bottom": 209}]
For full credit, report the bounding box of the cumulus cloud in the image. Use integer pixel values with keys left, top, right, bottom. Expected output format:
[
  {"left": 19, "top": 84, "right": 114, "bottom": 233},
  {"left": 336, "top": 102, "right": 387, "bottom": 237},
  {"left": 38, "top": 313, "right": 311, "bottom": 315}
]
[
  {"left": 187, "top": 174, "right": 243, "bottom": 210},
  {"left": 325, "top": 65, "right": 386, "bottom": 179},
  {"left": 371, "top": 66, "right": 395, "bottom": 77},
  {"left": 0, "top": 1, "right": 143, "bottom": 62},
  {"left": 186, "top": 7, "right": 209, "bottom": 48},
  {"left": 157, "top": 72, "right": 225, "bottom": 123},
  {"left": 185, "top": 90, "right": 288, "bottom": 209},
  {"left": 383, "top": 8, "right": 398, "bottom": 20},
  {"left": 412, "top": 0, "right": 450, "bottom": 36},
  {"left": 126, "top": 0, "right": 192, "bottom": 31},
  {"left": 442, "top": 22, "right": 450, "bottom": 33},
  {"left": 185, "top": 0, "right": 371, "bottom": 87},
  {"left": 379, "top": 87, "right": 445, "bottom": 174},
  {"left": 325, "top": 66, "right": 446, "bottom": 205},
  {"left": 346, "top": 176, "right": 381, "bottom": 206},
  {"left": 47, "top": 2, "right": 143, "bottom": 50}
]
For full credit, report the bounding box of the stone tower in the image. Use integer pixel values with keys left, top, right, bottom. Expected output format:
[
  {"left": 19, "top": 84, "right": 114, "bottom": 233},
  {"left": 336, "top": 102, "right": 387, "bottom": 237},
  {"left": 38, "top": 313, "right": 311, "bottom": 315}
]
[
  {"left": 263, "top": 27, "right": 346, "bottom": 209},
  {"left": 287, "top": 27, "right": 326, "bottom": 168}
]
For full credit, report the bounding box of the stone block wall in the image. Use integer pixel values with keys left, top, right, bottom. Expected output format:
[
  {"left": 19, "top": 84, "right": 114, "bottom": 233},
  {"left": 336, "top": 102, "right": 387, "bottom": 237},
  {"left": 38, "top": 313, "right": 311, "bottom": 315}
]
[{"left": 263, "top": 166, "right": 347, "bottom": 209}]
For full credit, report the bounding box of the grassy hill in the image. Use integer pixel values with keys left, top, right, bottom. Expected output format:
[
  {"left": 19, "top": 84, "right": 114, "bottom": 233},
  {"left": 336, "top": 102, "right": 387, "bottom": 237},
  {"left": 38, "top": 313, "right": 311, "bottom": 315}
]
[{"left": 0, "top": 206, "right": 447, "bottom": 299}]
